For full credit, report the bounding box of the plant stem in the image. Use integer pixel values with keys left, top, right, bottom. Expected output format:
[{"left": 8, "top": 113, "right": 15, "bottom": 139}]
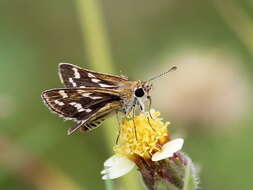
[
  {"left": 76, "top": 0, "right": 116, "bottom": 147},
  {"left": 212, "top": 0, "right": 253, "bottom": 55},
  {"left": 105, "top": 179, "right": 114, "bottom": 190},
  {"left": 76, "top": 0, "right": 114, "bottom": 73},
  {"left": 75, "top": 1, "right": 140, "bottom": 189}
]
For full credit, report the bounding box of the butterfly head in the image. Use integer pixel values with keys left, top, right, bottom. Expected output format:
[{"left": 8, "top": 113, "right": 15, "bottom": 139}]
[
  {"left": 134, "top": 81, "right": 152, "bottom": 98},
  {"left": 132, "top": 66, "right": 177, "bottom": 112},
  {"left": 133, "top": 65, "right": 177, "bottom": 100},
  {"left": 131, "top": 81, "right": 153, "bottom": 113}
]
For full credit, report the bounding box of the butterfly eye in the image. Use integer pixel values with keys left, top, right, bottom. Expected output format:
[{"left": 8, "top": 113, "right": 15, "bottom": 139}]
[{"left": 135, "top": 88, "right": 145, "bottom": 97}]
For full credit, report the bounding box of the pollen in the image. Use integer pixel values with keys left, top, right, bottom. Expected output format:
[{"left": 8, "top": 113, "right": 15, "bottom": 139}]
[{"left": 114, "top": 110, "right": 170, "bottom": 159}]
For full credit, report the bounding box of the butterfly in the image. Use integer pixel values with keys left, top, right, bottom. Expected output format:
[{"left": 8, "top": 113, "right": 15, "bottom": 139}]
[{"left": 41, "top": 63, "right": 176, "bottom": 135}]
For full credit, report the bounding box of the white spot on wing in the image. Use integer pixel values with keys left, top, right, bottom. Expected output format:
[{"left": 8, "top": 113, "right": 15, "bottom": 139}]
[
  {"left": 54, "top": 100, "right": 64, "bottom": 106},
  {"left": 99, "top": 83, "right": 115, "bottom": 88},
  {"left": 80, "top": 92, "right": 102, "bottom": 99},
  {"left": 69, "top": 102, "right": 92, "bottom": 113},
  {"left": 79, "top": 86, "right": 86, "bottom": 88},
  {"left": 69, "top": 102, "right": 83, "bottom": 111},
  {"left": 81, "top": 93, "right": 92, "bottom": 97},
  {"left": 72, "top": 67, "right": 81, "bottom": 79},
  {"left": 88, "top": 73, "right": 96, "bottom": 78},
  {"left": 90, "top": 96, "right": 103, "bottom": 100},
  {"left": 69, "top": 78, "right": 77, "bottom": 87},
  {"left": 84, "top": 108, "right": 92, "bottom": 112},
  {"left": 59, "top": 90, "right": 68, "bottom": 98},
  {"left": 91, "top": 78, "right": 101, "bottom": 83}
]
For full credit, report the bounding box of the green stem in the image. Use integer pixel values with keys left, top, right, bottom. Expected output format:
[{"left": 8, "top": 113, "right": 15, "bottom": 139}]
[
  {"left": 75, "top": 1, "right": 140, "bottom": 190},
  {"left": 76, "top": 0, "right": 114, "bottom": 73},
  {"left": 105, "top": 179, "right": 114, "bottom": 190},
  {"left": 212, "top": 0, "right": 253, "bottom": 55},
  {"left": 75, "top": 0, "right": 115, "bottom": 148}
]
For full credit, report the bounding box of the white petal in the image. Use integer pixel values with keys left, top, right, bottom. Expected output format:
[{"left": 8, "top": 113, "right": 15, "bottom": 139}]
[
  {"left": 151, "top": 138, "right": 184, "bottom": 161},
  {"left": 101, "top": 155, "right": 135, "bottom": 180},
  {"left": 104, "top": 155, "right": 119, "bottom": 167}
]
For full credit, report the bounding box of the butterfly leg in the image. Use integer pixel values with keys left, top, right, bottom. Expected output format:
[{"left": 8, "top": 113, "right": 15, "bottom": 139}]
[
  {"left": 116, "top": 111, "right": 121, "bottom": 144},
  {"left": 132, "top": 100, "right": 138, "bottom": 141},
  {"left": 147, "top": 116, "right": 155, "bottom": 132},
  {"left": 147, "top": 95, "right": 154, "bottom": 119},
  {"left": 146, "top": 95, "right": 156, "bottom": 132}
]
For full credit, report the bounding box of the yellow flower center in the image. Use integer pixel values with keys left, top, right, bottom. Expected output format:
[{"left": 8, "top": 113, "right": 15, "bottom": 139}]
[{"left": 114, "top": 111, "right": 170, "bottom": 159}]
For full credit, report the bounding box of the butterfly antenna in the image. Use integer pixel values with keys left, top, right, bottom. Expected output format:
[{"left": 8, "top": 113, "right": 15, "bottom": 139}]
[{"left": 148, "top": 66, "right": 177, "bottom": 82}]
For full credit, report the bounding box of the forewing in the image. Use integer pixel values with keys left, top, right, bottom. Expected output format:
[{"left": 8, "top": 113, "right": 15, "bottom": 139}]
[
  {"left": 41, "top": 88, "right": 121, "bottom": 122},
  {"left": 58, "top": 63, "right": 129, "bottom": 88}
]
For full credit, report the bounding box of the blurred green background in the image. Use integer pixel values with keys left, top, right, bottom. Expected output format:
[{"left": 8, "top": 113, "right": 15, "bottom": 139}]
[{"left": 0, "top": 0, "right": 253, "bottom": 190}]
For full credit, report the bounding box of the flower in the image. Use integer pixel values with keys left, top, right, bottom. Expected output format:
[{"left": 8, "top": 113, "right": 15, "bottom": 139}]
[
  {"left": 101, "top": 110, "right": 199, "bottom": 190},
  {"left": 101, "top": 110, "right": 184, "bottom": 180}
]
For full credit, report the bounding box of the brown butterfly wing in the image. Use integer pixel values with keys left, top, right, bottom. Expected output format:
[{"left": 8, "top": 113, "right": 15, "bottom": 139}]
[
  {"left": 58, "top": 63, "right": 130, "bottom": 89},
  {"left": 41, "top": 88, "right": 121, "bottom": 134}
]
